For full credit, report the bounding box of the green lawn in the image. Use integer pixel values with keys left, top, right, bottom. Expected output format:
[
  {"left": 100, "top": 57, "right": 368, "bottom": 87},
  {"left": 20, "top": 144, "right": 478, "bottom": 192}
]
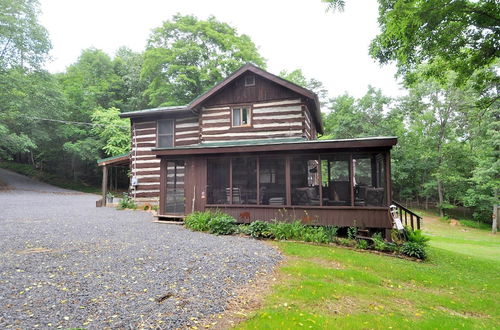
[{"left": 237, "top": 216, "right": 500, "bottom": 329}]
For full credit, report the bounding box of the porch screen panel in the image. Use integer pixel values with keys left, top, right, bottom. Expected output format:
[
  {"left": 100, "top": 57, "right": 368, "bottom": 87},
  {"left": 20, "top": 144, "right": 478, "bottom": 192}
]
[
  {"left": 232, "top": 157, "right": 257, "bottom": 204},
  {"left": 259, "top": 157, "right": 286, "bottom": 205},
  {"left": 207, "top": 158, "right": 230, "bottom": 204},
  {"left": 353, "top": 154, "right": 386, "bottom": 206},
  {"left": 321, "top": 155, "right": 351, "bottom": 206},
  {"left": 291, "top": 157, "right": 320, "bottom": 206}
]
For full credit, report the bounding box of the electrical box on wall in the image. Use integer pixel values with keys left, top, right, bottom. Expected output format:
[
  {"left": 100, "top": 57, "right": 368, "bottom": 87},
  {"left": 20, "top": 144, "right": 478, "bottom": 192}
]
[{"left": 131, "top": 176, "right": 138, "bottom": 186}]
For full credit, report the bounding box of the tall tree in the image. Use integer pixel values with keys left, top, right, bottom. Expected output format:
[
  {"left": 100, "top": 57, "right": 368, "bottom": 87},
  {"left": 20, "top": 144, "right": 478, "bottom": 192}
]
[
  {"left": 0, "top": 0, "right": 51, "bottom": 70},
  {"left": 279, "top": 69, "right": 329, "bottom": 107},
  {"left": 142, "top": 14, "right": 266, "bottom": 106}
]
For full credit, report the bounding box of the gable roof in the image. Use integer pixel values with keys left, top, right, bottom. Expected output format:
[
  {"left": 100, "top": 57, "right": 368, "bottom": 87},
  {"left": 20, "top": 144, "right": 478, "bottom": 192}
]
[
  {"left": 188, "top": 63, "right": 323, "bottom": 133},
  {"left": 120, "top": 63, "right": 323, "bottom": 133}
]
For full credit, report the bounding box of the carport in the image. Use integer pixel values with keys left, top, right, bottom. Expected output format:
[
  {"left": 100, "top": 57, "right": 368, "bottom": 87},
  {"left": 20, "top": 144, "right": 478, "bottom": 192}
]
[{"left": 96, "top": 153, "right": 130, "bottom": 206}]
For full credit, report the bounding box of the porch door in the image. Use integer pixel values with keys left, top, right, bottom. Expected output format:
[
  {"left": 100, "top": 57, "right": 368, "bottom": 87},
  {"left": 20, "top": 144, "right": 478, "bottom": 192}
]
[{"left": 165, "top": 160, "right": 185, "bottom": 215}]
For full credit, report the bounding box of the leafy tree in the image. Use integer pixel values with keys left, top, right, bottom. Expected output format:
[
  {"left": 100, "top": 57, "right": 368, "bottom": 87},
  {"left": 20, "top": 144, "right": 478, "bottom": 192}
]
[
  {"left": 113, "top": 47, "right": 149, "bottom": 111},
  {"left": 323, "top": 86, "right": 395, "bottom": 139},
  {"left": 142, "top": 14, "right": 266, "bottom": 106},
  {"left": 91, "top": 107, "right": 130, "bottom": 156},
  {"left": 279, "top": 69, "right": 329, "bottom": 107},
  {"left": 368, "top": 0, "right": 499, "bottom": 85},
  {"left": 0, "top": 0, "right": 51, "bottom": 70}
]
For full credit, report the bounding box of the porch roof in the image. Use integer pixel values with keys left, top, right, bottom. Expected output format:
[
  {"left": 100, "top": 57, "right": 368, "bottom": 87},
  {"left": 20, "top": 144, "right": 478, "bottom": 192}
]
[
  {"left": 152, "top": 136, "right": 397, "bottom": 156},
  {"left": 97, "top": 153, "right": 130, "bottom": 167}
]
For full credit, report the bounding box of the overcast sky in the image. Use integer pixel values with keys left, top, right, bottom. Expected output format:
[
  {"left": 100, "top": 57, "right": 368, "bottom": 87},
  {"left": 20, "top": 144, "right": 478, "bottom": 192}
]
[{"left": 39, "top": 0, "right": 404, "bottom": 99}]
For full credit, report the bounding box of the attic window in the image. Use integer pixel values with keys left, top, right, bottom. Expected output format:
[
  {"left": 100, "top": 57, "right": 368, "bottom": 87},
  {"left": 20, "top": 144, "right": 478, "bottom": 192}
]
[{"left": 244, "top": 75, "right": 255, "bottom": 86}]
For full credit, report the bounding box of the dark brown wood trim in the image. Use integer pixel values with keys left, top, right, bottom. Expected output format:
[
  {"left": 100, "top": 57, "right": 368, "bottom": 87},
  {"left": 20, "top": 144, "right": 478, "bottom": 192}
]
[
  {"left": 385, "top": 150, "right": 392, "bottom": 206},
  {"left": 205, "top": 203, "right": 388, "bottom": 211},
  {"left": 159, "top": 159, "right": 166, "bottom": 214},
  {"left": 256, "top": 156, "right": 260, "bottom": 205},
  {"left": 153, "top": 138, "right": 397, "bottom": 156},
  {"left": 349, "top": 154, "right": 354, "bottom": 207},
  {"left": 318, "top": 155, "right": 323, "bottom": 207},
  {"left": 285, "top": 156, "right": 291, "bottom": 206},
  {"left": 229, "top": 158, "right": 233, "bottom": 204}
]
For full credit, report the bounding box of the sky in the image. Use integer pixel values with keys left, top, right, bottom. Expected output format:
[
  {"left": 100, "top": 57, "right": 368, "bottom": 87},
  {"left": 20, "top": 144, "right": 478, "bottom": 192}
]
[{"left": 39, "top": 0, "right": 405, "bottom": 99}]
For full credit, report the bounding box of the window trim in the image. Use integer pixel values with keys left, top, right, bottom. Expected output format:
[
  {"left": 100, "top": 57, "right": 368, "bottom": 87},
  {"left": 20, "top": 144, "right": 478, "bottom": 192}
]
[
  {"left": 157, "top": 119, "right": 175, "bottom": 148},
  {"left": 231, "top": 106, "right": 252, "bottom": 128}
]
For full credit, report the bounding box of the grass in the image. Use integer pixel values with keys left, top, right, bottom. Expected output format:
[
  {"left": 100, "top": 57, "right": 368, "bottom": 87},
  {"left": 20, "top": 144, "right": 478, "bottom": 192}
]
[
  {"left": 236, "top": 214, "right": 500, "bottom": 329},
  {"left": 0, "top": 161, "right": 101, "bottom": 194}
]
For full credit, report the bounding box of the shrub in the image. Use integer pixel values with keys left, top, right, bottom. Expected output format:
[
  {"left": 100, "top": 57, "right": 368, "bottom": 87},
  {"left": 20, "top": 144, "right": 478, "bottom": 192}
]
[
  {"left": 336, "top": 237, "right": 356, "bottom": 247},
  {"left": 208, "top": 212, "right": 236, "bottom": 235},
  {"left": 268, "top": 221, "right": 304, "bottom": 240},
  {"left": 185, "top": 211, "right": 212, "bottom": 232},
  {"left": 324, "top": 226, "right": 339, "bottom": 240},
  {"left": 117, "top": 193, "right": 136, "bottom": 210},
  {"left": 405, "top": 227, "right": 430, "bottom": 246},
  {"left": 372, "top": 232, "right": 387, "bottom": 251},
  {"left": 248, "top": 221, "right": 272, "bottom": 238},
  {"left": 347, "top": 226, "right": 358, "bottom": 239},
  {"left": 236, "top": 224, "right": 251, "bottom": 235},
  {"left": 357, "top": 239, "right": 369, "bottom": 250},
  {"left": 401, "top": 242, "right": 427, "bottom": 259},
  {"left": 301, "top": 226, "right": 331, "bottom": 244}
]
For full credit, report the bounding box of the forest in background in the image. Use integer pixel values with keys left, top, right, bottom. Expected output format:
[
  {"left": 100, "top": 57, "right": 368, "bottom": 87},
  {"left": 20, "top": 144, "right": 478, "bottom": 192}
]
[{"left": 0, "top": 0, "right": 498, "bottom": 224}]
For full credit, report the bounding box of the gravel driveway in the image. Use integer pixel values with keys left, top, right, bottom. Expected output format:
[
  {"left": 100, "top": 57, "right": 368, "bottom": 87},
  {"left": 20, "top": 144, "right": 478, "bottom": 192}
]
[{"left": 0, "top": 168, "right": 281, "bottom": 329}]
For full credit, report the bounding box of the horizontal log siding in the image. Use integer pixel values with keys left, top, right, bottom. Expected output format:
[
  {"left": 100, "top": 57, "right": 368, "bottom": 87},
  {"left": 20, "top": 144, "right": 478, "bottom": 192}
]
[
  {"left": 200, "top": 99, "right": 307, "bottom": 142},
  {"left": 175, "top": 117, "right": 199, "bottom": 146},
  {"left": 131, "top": 120, "right": 159, "bottom": 203}
]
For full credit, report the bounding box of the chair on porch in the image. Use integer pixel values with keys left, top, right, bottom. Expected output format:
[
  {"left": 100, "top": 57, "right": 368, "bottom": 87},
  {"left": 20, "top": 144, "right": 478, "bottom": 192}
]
[{"left": 226, "top": 187, "right": 241, "bottom": 204}]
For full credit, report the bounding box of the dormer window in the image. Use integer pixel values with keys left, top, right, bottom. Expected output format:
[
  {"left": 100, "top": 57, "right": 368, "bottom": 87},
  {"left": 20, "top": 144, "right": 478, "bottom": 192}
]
[
  {"left": 244, "top": 75, "right": 255, "bottom": 86},
  {"left": 232, "top": 106, "right": 251, "bottom": 127}
]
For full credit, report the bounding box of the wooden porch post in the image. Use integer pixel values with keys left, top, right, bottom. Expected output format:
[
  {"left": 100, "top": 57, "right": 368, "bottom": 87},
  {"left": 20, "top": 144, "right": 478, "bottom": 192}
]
[
  {"left": 285, "top": 156, "right": 291, "bottom": 206},
  {"left": 385, "top": 150, "right": 392, "bottom": 206},
  {"left": 101, "top": 165, "right": 108, "bottom": 207},
  {"left": 349, "top": 154, "right": 354, "bottom": 206}
]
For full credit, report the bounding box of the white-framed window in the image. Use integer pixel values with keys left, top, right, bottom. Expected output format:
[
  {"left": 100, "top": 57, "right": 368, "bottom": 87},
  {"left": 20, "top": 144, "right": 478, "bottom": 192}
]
[
  {"left": 232, "top": 107, "right": 251, "bottom": 127},
  {"left": 157, "top": 119, "right": 174, "bottom": 148},
  {"left": 244, "top": 75, "right": 255, "bottom": 86}
]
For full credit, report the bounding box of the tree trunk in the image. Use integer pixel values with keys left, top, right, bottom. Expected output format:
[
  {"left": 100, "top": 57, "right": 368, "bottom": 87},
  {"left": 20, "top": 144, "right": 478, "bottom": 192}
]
[{"left": 437, "top": 179, "right": 444, "bottom": 217}]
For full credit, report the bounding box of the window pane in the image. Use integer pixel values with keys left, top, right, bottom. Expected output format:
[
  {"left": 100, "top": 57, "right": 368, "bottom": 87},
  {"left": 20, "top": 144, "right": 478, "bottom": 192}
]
[
  {"left": 291, "top": 157, "right": 320, "bottom": 206},
  {"left": 207, "top": 159, "right": 230, "bottom": 204},
  {"left": 259, "top": 158, "right": 286, "bottom": 205},
  {"left": 321, "top": 155, "right": 351, "bottom": 206},
  {"left": 232, "top": 157, "right": 257, "bottom": 204},
  {"left": 158, "top": 120, "right": 173, "bottom": 135},
  {"left": 242, "top": 107, "right": 249, "bottom": 125},
  {"left": 232, "top": 108, "right": 241, "bottom": 126},
  {"left": 158, "top": 135, "right": 173, "bottom": 148}
]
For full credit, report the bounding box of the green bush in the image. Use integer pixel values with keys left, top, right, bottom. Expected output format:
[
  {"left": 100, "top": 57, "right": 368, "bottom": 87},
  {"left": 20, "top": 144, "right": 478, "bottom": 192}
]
[
  {"left": 301, "top": 226, "right": 331, "bottom": 244},
  {"left": 236, "top": 224, "right": 252, "bottom": 235},
  {"left": 248, "top": 220, "right": 272, "bottom": 238},
  {"left": 267, "top": 221, "right": 305, "bottom": 240},
  {"left": 208, "top": 212, "right": 236, "bottom": 235},
  {"left": 347, "top": 226, "right": 358, "bottom": 239},
  {"left": 372, "top": 232, "right": 387, "bottom": 251},
  {"left": 401, "top": 242, "right": 427, "bottom": 259},
  {"left": 185, "top": 211, "right": 212, "bottom": 232},
  {"left": 324, "top": 226, "right": 339, "bottom": 240},
  {"left": 357, "top": 239, "right": 369, "bottom": 249},
  {"left": 337, "top": 237, "right": 356, "bottom": 247},
  {"left": 405, "top": 227, "right": 430, "bottom": 246},
  {"left": 117, "top": 193, "right": 137, "bottom": 210}
]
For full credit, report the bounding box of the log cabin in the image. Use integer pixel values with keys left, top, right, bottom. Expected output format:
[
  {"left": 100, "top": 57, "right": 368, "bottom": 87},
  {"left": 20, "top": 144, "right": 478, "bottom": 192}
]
[{"left": 98, "top": 63, "right": 421, "bottom": 236}]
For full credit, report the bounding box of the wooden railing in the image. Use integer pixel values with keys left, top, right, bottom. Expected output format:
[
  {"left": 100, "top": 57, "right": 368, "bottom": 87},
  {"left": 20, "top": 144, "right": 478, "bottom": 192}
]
[{"left": 392, "top": 200, "right": 422, "bottom": 230}]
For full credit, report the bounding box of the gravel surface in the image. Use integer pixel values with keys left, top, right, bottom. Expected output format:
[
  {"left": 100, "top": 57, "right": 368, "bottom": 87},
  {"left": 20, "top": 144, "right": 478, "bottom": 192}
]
[{"left": 0, "top": 168, "right": 281, "bottom": 329}]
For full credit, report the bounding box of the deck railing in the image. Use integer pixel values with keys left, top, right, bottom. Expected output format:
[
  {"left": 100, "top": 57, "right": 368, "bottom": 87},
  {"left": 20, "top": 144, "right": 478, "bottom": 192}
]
[{"left": 392, "top": 200, "right": 422, "bottom": 230}]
